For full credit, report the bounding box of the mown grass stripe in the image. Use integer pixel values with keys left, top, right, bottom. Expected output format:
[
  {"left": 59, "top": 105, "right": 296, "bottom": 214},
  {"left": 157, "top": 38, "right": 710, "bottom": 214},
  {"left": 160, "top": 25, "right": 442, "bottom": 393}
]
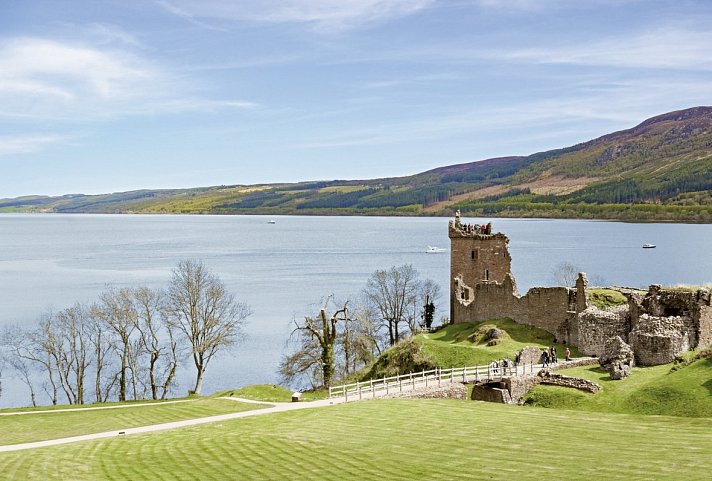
[{"left": 0, "top": 399, "right": 710, "bottom": 480}]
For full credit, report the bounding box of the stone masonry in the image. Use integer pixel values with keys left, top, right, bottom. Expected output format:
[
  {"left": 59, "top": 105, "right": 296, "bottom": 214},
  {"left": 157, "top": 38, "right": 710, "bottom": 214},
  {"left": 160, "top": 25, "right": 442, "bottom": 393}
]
[{"left": 449, "top": 214, "right": 712, "bottom": 366}]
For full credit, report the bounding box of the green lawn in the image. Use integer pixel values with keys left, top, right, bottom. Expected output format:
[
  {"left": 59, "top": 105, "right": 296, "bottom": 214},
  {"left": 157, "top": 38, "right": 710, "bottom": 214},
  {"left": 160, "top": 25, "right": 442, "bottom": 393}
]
[
  {"left": 1, "top": 399, "right": 710, "bottom": 480},
  {"left": 217, "top": 384, "right": 327, "bottom": 402},
  {"left": 0, "top": 397, "right": 261, "bottom": 445},
  {"left": 524, "top": 357, "right": 712, "bottom": 417}
]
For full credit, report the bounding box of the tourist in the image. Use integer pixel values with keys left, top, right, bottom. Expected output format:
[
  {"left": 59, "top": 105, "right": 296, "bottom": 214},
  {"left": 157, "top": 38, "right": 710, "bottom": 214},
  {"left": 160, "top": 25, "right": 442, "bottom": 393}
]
[
  {"left": 550, "top": 345, "right": 557, "bottom": 364},
  {"left": 565, "top": 347, "right": 571, "bottom": 362},
  {"left": 542, "top": 350, "right": 549, "bottom": 367}
]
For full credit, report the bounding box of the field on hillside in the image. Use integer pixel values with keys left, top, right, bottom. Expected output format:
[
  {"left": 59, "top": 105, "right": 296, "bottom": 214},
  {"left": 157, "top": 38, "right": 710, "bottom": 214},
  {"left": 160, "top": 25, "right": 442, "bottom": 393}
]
[
  {"left": 526, "top": 357, "right": 712, "bottom": 417},
  {"left": 1, "top": 399, "right": 711, "bottom": 480}
]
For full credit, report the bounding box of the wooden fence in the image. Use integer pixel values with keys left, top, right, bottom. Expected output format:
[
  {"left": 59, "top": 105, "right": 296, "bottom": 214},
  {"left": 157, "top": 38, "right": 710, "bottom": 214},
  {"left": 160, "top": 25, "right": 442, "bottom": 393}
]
[{"left": 328, "top": 362, "right": 542, "bottom": 402}]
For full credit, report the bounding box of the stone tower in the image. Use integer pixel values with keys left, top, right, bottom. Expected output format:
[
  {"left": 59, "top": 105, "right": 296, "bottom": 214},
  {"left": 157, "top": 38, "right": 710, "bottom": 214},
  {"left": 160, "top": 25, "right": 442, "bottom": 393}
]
[{"left": 449, "top": 212, "right": 512, "bottom": 322}]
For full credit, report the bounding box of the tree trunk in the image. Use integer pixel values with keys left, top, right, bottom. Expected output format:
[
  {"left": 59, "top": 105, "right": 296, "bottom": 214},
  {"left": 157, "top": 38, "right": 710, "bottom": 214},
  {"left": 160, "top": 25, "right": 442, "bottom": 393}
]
[{"left": 193, "top": 365, "right": 204, "bottom": 395}]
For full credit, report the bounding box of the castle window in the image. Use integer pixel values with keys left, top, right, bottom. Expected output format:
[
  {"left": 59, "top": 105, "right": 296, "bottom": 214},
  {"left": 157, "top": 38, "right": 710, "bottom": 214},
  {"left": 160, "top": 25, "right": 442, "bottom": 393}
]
[
  {"left": 485, "top": 269, "right": 490, "bottom": 281},
  {"left": 472, "top": 249, "right": 479, "bottom": 260}
]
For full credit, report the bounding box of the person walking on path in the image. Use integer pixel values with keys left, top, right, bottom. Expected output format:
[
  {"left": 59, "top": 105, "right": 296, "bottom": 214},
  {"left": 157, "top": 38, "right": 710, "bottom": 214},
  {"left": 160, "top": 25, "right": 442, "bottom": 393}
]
[
  {"left": 565, "top": 347, "right": 571, "bottom": 362},
  {"left": 542, "top": 350, "right": 549, "bottom": 368}
]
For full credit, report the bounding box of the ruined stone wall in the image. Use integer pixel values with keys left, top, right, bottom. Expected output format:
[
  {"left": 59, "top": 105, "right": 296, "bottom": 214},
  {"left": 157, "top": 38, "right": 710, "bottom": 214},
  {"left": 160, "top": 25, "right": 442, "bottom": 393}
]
[
  {"left": 514, "top": 287, "right": 573, "bottom": 340},
  {"left": 576, "top": 306, "right": 630, "bottom": 356},
  {"left": 471, "top": 382, "right": 512, "bottom": 403},
  {"left": 698, "top": 297, "right": 712, "bottom": 348},
  {"left": 629, "top": 315, "right": 692, "bottom": 365},
  {"left": 383, "top": 383, "right": 468, "bottom": 400},
  {"left": 452, "top": 277, "right": 573, "bottom": 341}
]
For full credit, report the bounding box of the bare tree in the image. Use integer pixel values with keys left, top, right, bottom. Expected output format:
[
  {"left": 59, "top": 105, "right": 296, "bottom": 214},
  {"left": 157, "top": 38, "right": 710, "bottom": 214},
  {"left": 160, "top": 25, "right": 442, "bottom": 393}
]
[
  {"left": 55, "top": 303, "right": 92, "bottom": 405},
  {"left": 363, "top": 264, "right": 440, "bottom": 346},
  {"left": 132, "top": 286, "right": 180, "bottom": 400},
  {"left": 4, "top": 312, "right": 68, "bottom": 406},
  {"left": 96, "top": 288, "right": 138, "bottom": 401},
  {"left": 550, "top": 262, "right": 580, "bottom": 287},
  {"left": 342, "top": 302, "right": 383, "bottom": 374},
  {"left": 165, "top": 260, "right": 251, "bottom": 395},
  {"left": 281, "top": 297, "right": 350, "bottom": 389},
  {"left": 87, "top": 303, "right": 116, "bottom": 403}
]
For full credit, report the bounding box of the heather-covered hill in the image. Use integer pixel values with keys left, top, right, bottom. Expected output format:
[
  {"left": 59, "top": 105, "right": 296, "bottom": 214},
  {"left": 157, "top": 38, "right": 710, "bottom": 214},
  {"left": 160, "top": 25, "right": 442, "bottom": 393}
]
[{"left": 2, "top": 107, "right": 711, "bottom": 221}]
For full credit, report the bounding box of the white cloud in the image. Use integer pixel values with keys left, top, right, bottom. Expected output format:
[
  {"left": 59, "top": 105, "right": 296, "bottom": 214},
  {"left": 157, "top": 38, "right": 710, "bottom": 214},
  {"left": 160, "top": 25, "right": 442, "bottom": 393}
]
[
  {"left": 0, "top": 38, "right": 161, "bottom": 118},
  {"left": 0, "top": 134, "right": 68, "bottom": 156},
  {"left": 157, "top": 0, "right": 434, "bottom": 31},
  {"left": 0, "top": 37, "right": 257, "bottom": 121},
  {"left": 494, "top": 28, "right": 712, "bottom": 71}
]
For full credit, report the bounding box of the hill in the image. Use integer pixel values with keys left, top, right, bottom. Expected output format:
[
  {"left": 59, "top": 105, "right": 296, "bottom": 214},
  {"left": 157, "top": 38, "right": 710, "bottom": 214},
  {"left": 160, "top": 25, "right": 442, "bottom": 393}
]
[{"left": 2, "top": 106, "right": 711, "bottom": 221}]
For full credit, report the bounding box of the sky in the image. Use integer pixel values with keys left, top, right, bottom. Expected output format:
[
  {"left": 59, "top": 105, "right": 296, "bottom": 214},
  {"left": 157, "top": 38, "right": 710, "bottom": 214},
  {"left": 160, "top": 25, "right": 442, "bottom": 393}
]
[{"left": 2, "top": 0, "right": 712, "bottom": 198}]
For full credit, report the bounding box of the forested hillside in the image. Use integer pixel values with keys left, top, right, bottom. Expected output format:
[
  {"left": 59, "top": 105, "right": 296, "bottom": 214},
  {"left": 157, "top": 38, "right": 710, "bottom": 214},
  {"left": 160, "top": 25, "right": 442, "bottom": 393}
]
[{"left": 2, "top": 107, "right": 711, "bottom": 221}]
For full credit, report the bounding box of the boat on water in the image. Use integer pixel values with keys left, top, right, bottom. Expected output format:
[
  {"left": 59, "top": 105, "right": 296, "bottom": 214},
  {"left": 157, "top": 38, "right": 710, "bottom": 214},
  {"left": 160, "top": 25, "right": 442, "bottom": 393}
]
[
  {"left": 427, "top": 245, "right": 446, "bottom": 253},
  {"left": 642, "top": 243, "right": 656, "bottom": 249},
  {"left": 267, "top": 220, "right": 276, "bottom": 224}
]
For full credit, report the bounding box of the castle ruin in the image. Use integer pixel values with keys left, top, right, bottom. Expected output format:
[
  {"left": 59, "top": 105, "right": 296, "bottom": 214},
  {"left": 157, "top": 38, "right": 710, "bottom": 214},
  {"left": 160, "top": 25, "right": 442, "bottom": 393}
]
[{"left": 449, "top": 213, "right": 712, "bottom": 365}]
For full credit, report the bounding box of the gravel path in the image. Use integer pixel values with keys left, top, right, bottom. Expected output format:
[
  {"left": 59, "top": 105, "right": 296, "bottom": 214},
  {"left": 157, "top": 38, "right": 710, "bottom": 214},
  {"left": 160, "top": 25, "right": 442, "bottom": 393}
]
[{"left": 0, "top": 397, "right": 344, "bottom": 453}]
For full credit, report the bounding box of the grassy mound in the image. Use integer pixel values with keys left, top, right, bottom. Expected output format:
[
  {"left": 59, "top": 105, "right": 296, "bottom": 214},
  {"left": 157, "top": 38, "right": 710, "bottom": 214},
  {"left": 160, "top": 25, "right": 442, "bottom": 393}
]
[
  {"left": 359, "top": 337, "right": 437, "bottom": 380},
  {"left": 524, "top": 355, "right": 712, "bottom": 417},
  {"left": 420, "top": 319, "right": 578, "bottom": 367},
  {"left": 358, "top": 319, "right": 579, "bottom": 381},
  {"left": 587, "top": 288, "right": 629, "bottom": 309}
]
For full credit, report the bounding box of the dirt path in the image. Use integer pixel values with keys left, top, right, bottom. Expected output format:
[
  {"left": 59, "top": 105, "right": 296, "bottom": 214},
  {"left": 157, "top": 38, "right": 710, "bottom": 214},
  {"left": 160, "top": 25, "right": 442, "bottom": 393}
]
[{"left": 0, "top": 397, "right": 345, "bottom": 453}]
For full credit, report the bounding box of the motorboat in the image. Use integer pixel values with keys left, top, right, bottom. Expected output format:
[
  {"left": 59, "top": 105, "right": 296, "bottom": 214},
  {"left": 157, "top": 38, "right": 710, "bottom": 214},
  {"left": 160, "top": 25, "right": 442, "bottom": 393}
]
[
  {"left": 427, "top": 245, "right": 446, "bottom": 253},
  {"left": 642, "top": 243, "right": 656, "bottom": 249},
  {"left": 267, "top": 219, "right": 276, "bottom": 224}
]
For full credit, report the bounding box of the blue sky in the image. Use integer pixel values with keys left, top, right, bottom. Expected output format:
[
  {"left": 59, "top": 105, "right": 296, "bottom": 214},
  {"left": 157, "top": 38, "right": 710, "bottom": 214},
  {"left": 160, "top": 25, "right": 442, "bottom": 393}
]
[{"left": 2, "top": 0, "right": 712, "bottom": 198}]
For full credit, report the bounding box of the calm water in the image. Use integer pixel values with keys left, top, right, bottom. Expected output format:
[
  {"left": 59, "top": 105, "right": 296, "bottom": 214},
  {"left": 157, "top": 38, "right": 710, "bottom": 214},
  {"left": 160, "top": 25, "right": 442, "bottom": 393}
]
[{"left": 1, "top": 214, "right": 710, "bottom": 407}]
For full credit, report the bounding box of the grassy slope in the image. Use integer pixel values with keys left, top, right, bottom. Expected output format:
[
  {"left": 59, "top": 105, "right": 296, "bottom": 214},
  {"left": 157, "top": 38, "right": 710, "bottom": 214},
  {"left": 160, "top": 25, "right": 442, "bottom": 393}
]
[
  {"left": 1, "top": 400, "right": 710, "bottom": 480},
  {"left": 360, "top": 320, "right": 581, "bottom": 379},
  {"left": 421, "top": 319, "right": 579, "bottom": 367},
  {"left": 525, "top": 357, "right": 712, "bottom": 417}
]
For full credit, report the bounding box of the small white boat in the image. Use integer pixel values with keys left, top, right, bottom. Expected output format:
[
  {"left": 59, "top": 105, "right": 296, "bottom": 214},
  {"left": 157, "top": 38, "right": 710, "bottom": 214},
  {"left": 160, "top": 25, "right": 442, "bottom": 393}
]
[
  {"left": 267, "top": 219, "right": 276, "bottom": 224},
  {"left": 642, "top": 243, "right": 656, "bottom": 249},
  {"left": 427, "top": 245, "right": 446, "bottom": 253}
]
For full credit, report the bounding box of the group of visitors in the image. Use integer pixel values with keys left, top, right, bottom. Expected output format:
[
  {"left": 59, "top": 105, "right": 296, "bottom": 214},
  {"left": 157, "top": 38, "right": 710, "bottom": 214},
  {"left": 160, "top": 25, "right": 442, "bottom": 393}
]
[
  {"left": 462, "top": 222, "right": 492, "bottom": 235},
  {"left": 454, "top": 210, "right": 492, "bottom": 235},
  {"left": 542, "top": 345, "right": 557, "bottom": 367},
  {"left": 542, "top": 345, "right": 572, "bottom": 367},
  {"left": 488, "top": 358, "right": 514, "bottom": 375}
]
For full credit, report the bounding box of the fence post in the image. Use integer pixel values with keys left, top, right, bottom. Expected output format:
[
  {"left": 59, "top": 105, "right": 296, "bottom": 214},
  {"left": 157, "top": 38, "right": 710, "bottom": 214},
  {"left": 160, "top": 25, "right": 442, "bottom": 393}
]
[
  {"left": 399, "top": 377, "right": 402, "bottom": 392},
  {"left": 438, "top": 367, "right": 441, "bottom": 387},
  {"left": 475, "top": 365, "right": 479, "bottom": 382},
  {"left": 344, "top": 384, "right": 348, "bottom": 402},
  {"left": 385, "top": 376, "right": 388, "bottom": 395},
  {"left": 357, "top": 381, "right": 361, "bottom": 400}
]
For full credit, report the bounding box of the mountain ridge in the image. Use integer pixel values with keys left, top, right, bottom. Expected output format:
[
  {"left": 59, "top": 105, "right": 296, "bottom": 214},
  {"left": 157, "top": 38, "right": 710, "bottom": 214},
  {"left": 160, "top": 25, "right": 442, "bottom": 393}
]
[{"left": 2, "top": 106, "right": 711, "bottom": 221}]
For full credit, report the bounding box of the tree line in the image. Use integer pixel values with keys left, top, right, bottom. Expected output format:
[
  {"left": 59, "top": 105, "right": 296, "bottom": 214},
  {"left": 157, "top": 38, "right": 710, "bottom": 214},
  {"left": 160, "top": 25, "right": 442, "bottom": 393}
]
[
  {"left": 0, "top": 260, "right": 250, "bottom": 407},
  {"left": 280, "top": 264, "right": 441, "bottom": 390},
  {"left": 0, "top": 261, "right": 439, "bottom": 406}
]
